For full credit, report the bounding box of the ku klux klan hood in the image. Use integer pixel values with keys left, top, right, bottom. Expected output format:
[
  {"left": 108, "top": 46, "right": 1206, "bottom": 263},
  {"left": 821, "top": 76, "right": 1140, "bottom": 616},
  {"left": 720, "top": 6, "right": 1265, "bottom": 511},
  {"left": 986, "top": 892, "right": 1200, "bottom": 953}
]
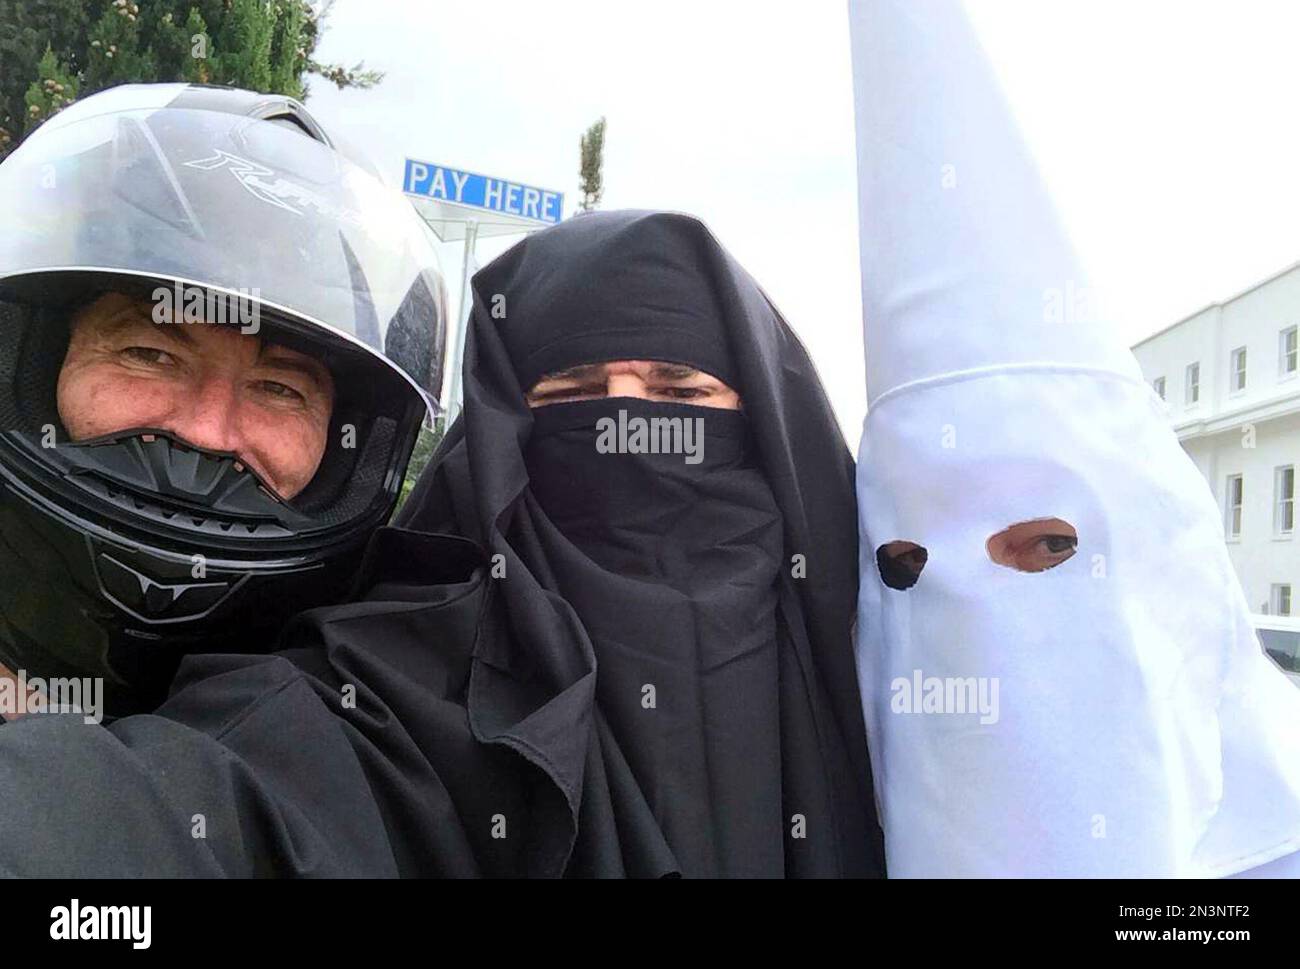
[{"left": 851, "top": 0, "right": 1300, "bottom": 876}]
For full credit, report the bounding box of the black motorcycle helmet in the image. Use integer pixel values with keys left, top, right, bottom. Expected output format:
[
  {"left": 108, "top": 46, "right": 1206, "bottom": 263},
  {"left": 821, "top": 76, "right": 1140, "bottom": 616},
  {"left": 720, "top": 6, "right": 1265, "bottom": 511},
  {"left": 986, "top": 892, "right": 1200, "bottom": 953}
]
[{"left": 0, "top": 84, "right": 448, "bottom": 716}]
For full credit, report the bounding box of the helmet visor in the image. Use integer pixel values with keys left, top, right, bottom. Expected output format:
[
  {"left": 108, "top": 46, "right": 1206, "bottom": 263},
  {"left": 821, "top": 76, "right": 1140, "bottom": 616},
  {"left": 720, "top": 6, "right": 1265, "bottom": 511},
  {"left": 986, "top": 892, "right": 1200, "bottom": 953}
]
[{"left": 0, "top": 103, "right": 447, "bottom": 413}]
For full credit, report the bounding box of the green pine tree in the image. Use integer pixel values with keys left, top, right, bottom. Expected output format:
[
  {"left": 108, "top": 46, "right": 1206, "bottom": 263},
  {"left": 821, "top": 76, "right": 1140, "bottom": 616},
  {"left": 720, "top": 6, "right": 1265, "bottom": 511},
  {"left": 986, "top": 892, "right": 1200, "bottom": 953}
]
[
  {"left": 578, "top": 116, "right": 606, "bottom": 212},
  {"left": 267, "top": 0, "right": 307, "bottom": 99},
  {"left": 0, "top": 0, "right": 89, "bottom": 150},
  {"left": 21, "top": 45, "right": 79, "bottom": 137},
  {"left": 84, "top": 0, "right": 150, "bottom": 93},
  {"left": 211, "top": 0, "right": 275, "bottom": 95}
]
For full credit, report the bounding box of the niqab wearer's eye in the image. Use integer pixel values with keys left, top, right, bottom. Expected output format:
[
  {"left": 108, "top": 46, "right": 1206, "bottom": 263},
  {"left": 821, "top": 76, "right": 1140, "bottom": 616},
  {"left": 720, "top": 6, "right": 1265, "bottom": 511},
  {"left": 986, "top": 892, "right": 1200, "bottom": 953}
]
[{"left": 986, "top": 518, "right": 1078, "bottom": 573}]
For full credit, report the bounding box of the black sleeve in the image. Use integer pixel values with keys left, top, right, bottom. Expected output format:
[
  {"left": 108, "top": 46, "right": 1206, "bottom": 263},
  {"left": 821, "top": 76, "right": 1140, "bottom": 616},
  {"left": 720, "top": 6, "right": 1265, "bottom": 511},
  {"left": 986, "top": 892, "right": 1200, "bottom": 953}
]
[
  {"left": 0, "top": 530, "right": 509, "bottom": 878},
  {"left": 0, "top": 653, "right": 398, "bottom": 877}
]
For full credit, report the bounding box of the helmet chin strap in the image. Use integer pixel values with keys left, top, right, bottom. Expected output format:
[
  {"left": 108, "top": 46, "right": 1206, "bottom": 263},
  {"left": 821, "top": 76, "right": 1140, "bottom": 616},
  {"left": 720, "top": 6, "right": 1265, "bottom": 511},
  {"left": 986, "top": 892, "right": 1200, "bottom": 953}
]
[{"left": 53, "top": 427, "right": 317, "bottom": 533}]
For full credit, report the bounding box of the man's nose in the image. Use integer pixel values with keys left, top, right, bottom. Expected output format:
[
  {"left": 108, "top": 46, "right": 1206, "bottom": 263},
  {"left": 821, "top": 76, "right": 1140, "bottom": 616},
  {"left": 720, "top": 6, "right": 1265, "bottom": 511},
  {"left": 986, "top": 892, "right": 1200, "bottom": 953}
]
[
  {"left": 170, "top": 374, "right": 244, "bottom": 455},
  {"left": 607, "top": 372, "right": 650, "bottom": 399}
]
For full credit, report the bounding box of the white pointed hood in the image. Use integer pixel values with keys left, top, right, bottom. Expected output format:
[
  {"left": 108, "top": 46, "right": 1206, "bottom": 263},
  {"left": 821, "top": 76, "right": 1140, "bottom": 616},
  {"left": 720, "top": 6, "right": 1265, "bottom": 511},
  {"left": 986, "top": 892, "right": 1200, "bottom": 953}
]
[{"left": 852, "top": 0, "right": 1300, "bottom": 876}]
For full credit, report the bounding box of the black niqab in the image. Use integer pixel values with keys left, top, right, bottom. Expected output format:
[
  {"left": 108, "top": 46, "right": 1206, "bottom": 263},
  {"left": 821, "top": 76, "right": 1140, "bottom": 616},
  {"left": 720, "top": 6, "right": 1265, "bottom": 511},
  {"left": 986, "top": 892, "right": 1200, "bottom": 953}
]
[{"left": 400, "top": 210, "right": 884, "bottom": 876}]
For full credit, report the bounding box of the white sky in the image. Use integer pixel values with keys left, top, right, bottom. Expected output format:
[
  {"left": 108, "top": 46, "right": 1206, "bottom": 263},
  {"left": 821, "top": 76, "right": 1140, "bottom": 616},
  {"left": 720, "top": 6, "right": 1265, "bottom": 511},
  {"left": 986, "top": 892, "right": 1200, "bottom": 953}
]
[{"left": 305, "top": 0, "right": 1300, "bottom": 439}]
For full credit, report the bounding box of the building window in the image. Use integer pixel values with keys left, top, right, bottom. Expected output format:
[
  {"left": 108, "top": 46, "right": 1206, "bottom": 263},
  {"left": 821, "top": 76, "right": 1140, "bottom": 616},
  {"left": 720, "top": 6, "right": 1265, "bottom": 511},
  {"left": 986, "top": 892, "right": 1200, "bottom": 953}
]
[
  {"left": 1276, "top": 465, "right": 1295, "bottom": 535},
  {"left": 1231, "top": 346, "right": 1247, "bottom": 392},
  {"left": 1226, "top": 473, "right": 1243, "bottom": 539},
  {"left": 1272, "top": 584, "right": 1292, "bottom": 617},
  {"left": 1282, "top": 326, "right": 1298, "bottom": 377},
  {"left": 1185, "top": 362, "right": 1200, "bottom": 404},
  {"left": 1152, "top": 376, "right": 1166, "bottom": 400}
]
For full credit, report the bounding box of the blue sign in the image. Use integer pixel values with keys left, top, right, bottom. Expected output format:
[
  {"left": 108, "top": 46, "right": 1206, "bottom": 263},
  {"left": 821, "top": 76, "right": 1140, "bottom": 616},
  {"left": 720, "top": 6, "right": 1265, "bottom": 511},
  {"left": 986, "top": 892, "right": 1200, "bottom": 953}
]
[{"left": 403, "top": 159, "right": 563, "bottom": 225}]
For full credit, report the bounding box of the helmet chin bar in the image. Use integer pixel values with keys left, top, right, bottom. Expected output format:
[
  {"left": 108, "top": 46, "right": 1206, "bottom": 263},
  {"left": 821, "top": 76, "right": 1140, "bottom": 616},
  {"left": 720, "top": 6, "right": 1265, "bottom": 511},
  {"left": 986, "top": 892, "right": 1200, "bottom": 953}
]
[
  {"left": 0, "top": 424, "right": 360, "bottom": 717},
  {"left": 38, "top": 428, "right": 317, "bottom": 538}
]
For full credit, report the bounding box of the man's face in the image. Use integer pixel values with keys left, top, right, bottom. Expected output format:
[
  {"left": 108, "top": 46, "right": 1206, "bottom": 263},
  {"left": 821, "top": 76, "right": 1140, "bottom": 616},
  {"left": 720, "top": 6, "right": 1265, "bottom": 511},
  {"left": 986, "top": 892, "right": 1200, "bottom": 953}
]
[
  {"left": 524, "top": 359, "right": 741, "bottom": 409},
  {"left": 56, "top": 292, "right": 334, "bottom": 500}
]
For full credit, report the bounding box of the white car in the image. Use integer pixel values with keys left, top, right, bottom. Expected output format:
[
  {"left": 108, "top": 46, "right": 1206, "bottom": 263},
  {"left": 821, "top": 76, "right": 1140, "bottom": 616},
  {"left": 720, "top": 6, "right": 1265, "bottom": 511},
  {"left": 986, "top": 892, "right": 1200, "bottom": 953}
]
[{"left": 1253, "top": 614, "right": 1300, "bottom": 689}]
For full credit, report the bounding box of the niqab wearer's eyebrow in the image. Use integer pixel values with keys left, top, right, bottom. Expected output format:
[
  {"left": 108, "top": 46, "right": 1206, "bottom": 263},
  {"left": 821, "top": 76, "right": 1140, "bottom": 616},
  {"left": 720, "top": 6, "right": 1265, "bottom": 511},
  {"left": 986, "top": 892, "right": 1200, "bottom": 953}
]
[
  {"left": 535, "top": 363, "right": 606, "bottom": 383},
  {"left": 536, "top": 362, "right": 704, "bottom": 383},
  {"left": 650, "top": 363, "right": 702, "bottom": 380}
]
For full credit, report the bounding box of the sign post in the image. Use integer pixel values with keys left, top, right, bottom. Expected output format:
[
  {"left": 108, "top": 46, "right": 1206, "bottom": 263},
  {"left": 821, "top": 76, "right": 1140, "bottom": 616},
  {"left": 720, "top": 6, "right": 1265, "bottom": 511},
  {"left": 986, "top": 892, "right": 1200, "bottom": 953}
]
[
  {"left": 403, "top": 159, "right": 564, "bottom": 424},
  {"left": 448, "top": 217, "right": 478, "bottom": 427}
]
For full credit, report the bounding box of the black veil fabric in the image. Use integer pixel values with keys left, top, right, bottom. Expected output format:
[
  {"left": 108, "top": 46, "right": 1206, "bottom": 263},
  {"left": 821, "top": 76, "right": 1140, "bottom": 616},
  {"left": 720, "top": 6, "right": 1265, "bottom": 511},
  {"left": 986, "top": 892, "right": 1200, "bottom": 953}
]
[{"left": 399, "top": 210, "right": 885, "bottom": 877}]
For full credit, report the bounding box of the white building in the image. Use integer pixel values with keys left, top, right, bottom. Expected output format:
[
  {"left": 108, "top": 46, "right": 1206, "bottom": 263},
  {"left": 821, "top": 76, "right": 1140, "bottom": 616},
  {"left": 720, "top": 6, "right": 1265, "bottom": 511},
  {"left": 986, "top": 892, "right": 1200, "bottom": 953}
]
[{"left": 1132, "top": 261, "right": 1300, "bottom": 618}]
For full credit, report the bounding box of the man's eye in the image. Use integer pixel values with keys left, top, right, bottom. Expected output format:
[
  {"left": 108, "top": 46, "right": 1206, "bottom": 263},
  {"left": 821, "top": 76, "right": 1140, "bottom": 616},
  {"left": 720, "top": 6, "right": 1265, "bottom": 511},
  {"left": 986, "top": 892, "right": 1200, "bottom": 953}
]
[
  {"left": 121, "top": 346, "right": 175, "bottom": 366},
  {"left": 1014, "top": 535, "right": 1077, "bottom": 571},
  {"left": 1037, "top": 535, "right": 1076, "bottom": 555},
  {"left": 258, "top": 380, "right": 305, "bottom": 402},
  {"left": 657, "top": 385, "right": 707, "bottom": 399},
  {"left": 987, "top": 518, "right": 1078, "bottom": 573}
]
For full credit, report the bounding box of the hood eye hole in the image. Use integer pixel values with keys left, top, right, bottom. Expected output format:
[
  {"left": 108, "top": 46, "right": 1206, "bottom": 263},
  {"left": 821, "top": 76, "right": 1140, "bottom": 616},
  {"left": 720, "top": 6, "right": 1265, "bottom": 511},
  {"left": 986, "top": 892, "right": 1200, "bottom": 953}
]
[
  {"left": 876, "top": 540, "right": 927, "bottom": 590},
  {"left": 986, "top": 518, "right": 1078, "bottom": 573}
]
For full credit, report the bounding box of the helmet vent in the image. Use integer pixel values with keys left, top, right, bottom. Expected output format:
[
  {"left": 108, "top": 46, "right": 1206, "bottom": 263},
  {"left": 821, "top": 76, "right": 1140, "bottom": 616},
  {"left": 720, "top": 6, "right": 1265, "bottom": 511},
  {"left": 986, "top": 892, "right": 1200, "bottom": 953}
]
[{"left": 68, "top": 461, "right": 297, "bottom": 539}]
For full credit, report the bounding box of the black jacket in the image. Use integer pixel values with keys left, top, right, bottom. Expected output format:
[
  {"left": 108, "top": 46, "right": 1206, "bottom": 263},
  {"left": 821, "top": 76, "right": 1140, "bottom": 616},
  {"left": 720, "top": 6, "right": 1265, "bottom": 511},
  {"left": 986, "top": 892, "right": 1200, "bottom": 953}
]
[{"left": 0, "top": 528, "right": 560, "bottom": 877}]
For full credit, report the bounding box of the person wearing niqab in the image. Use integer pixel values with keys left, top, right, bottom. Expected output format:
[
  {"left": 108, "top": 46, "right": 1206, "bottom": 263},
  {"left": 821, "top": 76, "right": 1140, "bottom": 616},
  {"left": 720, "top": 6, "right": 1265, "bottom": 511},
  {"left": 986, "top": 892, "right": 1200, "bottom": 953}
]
[{"left": 400, "top": 209, "right": 885, "bottom": 877}]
